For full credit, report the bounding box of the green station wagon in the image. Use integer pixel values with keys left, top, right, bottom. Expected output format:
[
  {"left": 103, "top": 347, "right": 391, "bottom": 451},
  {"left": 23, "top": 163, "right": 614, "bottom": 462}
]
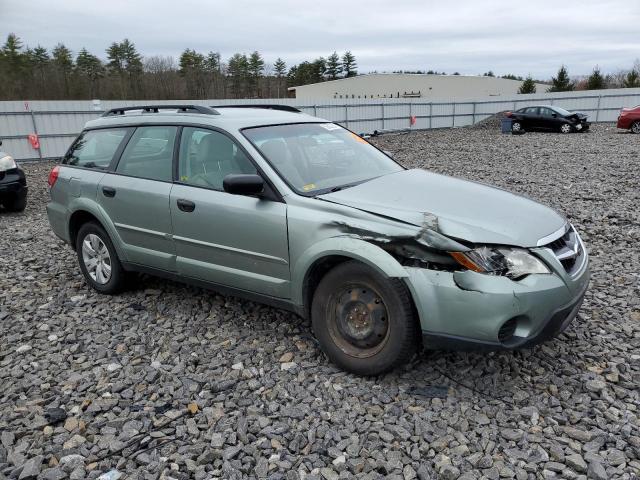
[{"left": 47, "top": 105, "right": 590, "bottom": 375}]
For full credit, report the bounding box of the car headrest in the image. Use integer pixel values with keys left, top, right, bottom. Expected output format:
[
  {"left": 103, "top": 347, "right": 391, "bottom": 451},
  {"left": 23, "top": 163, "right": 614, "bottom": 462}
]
[{"left": 259, "top": 139, "right": 289, "bottom": 165}]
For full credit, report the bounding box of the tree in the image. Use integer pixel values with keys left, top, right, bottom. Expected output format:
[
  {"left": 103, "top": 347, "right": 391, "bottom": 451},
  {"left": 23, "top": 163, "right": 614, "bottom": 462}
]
[
  {"left": 341, "top": 51, "right": 357, "bottom": 77},
  {"left": 518, "top": 76, "right": 536, "bottom": 94},
  {"left": 76, "top": 48, "right": 104, "bottom": 97},
  {"left": 227, "top": 53, "right": 249, "bottom": 98},
  {"left": 326, "top": 51, "right": 342, "bottom": 80},
  {"left": 179, "top": 48, "right": 206, "bottom": 97},
  {"left": 623, "top": 69, "right": 640, "bottom": 88},
  {"left": 107, "top": 39, "right": 143, "bottom": 98},
  {"left": 273, "top": 57, "right": 286, "bottom": 98},
  {"left": 483, "top": 71, "right": 495, "bottom": 77},
  {"left": 52, "top": 43, "right": 74, "bottom": 97},
  {"left": 547, "top": 65, "right": 575, "bottom": 92},
  {"left": 0, "top": 34, "right": 28, "bottom": 97},
  {"left": 248, "top": 51, "right": 265, "bottom": 97},
  {"left": 586, "top": 66, "right": 605, "bottom": 90},
  {"left": 502, "top": 74, "right": 523, "bottom": 81}
]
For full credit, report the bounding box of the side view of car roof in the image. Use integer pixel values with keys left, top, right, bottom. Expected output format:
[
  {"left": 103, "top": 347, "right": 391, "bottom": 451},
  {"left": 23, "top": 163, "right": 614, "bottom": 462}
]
[{"left": 84, "top": 105, "right": 325, "bottom": 131}]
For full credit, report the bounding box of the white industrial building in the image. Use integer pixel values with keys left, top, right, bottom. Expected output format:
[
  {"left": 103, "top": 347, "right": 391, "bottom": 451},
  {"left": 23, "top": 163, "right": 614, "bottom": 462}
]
[{"left": 289, "top": 73, "right": 548, "bottom": 100}]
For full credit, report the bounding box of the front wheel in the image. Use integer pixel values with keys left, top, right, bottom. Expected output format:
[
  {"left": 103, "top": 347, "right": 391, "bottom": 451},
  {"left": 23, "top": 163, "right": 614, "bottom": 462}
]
[
  {"left": 311, "top": 261, "right": 419, "bottom": 375},
  {"left": 631, "top": 121, "right": 640, "bottom": 134},
  {"left": 560, "top": 123, "right": 573, "bottom": 134},
  {"left": 75, "top": 222, "right": 127, "bottom": 294}
]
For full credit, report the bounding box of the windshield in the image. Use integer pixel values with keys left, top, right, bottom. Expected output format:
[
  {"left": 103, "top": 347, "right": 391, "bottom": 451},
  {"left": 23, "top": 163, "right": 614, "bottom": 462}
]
[
  {"left": 242, "top": 123, "right": 403, "bottom": 194},
  {"left": 550, "top": 106, "right": 572, "bottom": 116}
]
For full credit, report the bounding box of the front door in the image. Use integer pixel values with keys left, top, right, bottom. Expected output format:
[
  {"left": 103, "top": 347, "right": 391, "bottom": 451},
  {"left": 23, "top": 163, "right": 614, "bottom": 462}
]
[
  {"left": 98, "top": 125, "right": 178, "bottom": 271},
  {"left": 170, "top": 126, "right": 290, "bottom": 298}
]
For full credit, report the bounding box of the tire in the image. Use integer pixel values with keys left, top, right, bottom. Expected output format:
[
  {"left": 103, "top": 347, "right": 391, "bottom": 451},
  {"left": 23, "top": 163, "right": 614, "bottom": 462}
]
[
  {"left": 2, "top": 193, "right": 27, "bottom": 212},
  {"left": 511, "top": 121, "right": 523, "bottom": 133},
  {"left": 559, "top": 123, "right": 573, "bottom": 134},
  {"left": 311, "top": 261, "right": 419, "bottom": 375},
  {"left": 75, "top": 222, "right": 127, "bottom": 294},
  {"left": 631, "top": 121, "right": 640, "bottom": 134}
]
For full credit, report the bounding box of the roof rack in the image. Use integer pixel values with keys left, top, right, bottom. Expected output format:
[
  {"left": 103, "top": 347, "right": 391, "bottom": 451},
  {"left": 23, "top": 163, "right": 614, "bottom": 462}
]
[
  {"left": 210, "top": 104, "right": 301, "bottom": 113},
  {"left": 102, "top": 105, "right": 220, "bottom": 117}
]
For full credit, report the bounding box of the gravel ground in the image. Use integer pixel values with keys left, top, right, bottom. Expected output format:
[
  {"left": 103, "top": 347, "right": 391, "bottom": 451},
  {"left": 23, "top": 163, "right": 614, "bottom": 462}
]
[{"left": 1, "top": 123, "right": 639, "bottom": 480}]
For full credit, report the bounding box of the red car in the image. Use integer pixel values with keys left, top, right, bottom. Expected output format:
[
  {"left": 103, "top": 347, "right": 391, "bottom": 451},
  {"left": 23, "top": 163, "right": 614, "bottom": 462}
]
[{"left": 617, "top": 105, "right": 640, "bottom": 133}]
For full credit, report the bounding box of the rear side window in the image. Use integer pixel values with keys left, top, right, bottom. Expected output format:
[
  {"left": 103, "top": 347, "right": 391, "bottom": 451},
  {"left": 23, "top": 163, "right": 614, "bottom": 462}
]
[
  {"left": 115, "top": 126, "right": 177, "bottom": 182},
  {"left": 65, "top": 129, "right": 129, "bottom": 168}
]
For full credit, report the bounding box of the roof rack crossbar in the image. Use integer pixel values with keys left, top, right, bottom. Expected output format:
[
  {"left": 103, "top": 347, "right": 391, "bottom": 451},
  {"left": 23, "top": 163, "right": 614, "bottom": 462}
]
[
  {"left": 102, "top": 105, "right": 220, "bottom": 117},
  {"left": 210, "top": 104, "right": 301, "bottom": 113}
]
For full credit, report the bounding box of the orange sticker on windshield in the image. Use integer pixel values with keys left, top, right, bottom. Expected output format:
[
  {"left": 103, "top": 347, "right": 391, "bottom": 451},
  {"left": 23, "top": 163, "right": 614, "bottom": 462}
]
[
  {"left": 302, "top": 183, "right": 316, "bottom": 191},
  {"left": 351, "top": 132, "right": 367, "bottom": 143}
]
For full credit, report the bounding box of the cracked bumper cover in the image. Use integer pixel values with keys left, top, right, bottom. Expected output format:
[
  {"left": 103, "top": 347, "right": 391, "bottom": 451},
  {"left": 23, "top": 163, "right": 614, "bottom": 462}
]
[{"left": 404, "top": 247, "right": 590, "bottom": 349}]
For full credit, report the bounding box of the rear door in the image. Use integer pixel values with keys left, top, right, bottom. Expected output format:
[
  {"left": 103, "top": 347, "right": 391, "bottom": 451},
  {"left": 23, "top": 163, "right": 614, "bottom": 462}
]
[
  {"left": 538, "top": 107, "right": 558, "bottom": 130},
  {"left": 170, "top": 126, "right": 290, "bottom": 298},
  {"left": 97, "top": 125, "right": 178, "bottom": 271}
]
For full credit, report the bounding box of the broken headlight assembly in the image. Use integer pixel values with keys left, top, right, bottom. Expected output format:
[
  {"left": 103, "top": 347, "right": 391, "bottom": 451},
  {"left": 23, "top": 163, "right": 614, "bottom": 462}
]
[
  {"left": 0, "top": 155, "right": 17, "bottom": 172},
  {"left": 449, "top": 246, "right": 550, "bottom": 280}
]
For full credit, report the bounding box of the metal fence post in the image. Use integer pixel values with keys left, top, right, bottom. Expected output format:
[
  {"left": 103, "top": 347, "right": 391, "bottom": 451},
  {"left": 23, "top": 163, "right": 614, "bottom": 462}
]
[
  {"left": 344, "top": 104, "right": 349, "bottom": 129},
  {"left": 472, "top": 101, "right": 476, "bottom": 125},
  {"left": 429, "top": 103, "right": 432, "bottom": 129},
  {"left": 409, "top": 102, "right": 413, "bottom": 129},
  {"left": 313, "top": 104, "right": 317, "bottom": 117},
  {"left": 595, "top": 95, "right": 602, "bottom": 122},
  {"left": 30, "top": 110, "right": 43, "bottom": 160},
  {"left": 452, "top": 102, "right": 456, "bottom": 127},
  {"left": 381, "top": 103, "right": 385, "bottom": 131}
]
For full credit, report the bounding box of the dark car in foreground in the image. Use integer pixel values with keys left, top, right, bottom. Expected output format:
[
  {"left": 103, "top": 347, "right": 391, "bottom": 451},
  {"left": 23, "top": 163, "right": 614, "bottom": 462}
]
[
  {"left": 506, "top": 106, "right": 590, "bottom": 133},
  {"left": 617, "top": 105, "right": 640, "bottom": 133},
  {"left": 0, "top": 140, "right": 28, "bottom": 212}
]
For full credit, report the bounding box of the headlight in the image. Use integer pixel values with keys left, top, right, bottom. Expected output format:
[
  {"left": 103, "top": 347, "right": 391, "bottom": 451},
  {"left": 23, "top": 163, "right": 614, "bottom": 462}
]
[
  {"left": 0, "top": 155, "right": 17, "bottom": 172},
  {"left": 450, "top": 246, "right": 550, "bottom": 279}
]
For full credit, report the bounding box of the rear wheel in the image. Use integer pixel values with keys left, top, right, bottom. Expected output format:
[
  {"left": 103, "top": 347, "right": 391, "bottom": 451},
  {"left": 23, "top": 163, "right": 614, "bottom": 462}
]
[
  {"left": 311, "top": 261, "right": 418, "bottom": 375},
  {"left": 76, "top": 222, "right": 127, "bottom": 294},
  {"left": 631, "top": 121, "right": 640, "bottom": 134},
  {"left": 560, "top": 123, "right": 573, "bottom": 134},
  {"left": 511, "top": 121, "right": 523, "bottom": 133}
]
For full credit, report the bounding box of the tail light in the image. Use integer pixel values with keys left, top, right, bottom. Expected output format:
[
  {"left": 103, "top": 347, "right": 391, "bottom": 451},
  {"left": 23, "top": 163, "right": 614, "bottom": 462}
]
[
  {"left": 505, "top": 111, "right": 513, "bottom": 117},
  {"left": 48, "top": 165, "right": 60, "bottom": 188}
]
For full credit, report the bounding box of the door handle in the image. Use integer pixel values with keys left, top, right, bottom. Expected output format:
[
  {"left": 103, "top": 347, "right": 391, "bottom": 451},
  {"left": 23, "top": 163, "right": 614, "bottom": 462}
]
[
  {"left": 177, "top": 198, "right": 195, "bottom": 212},
  {"left": 102, "top": 186, "right": 116, "bottom": 197}
]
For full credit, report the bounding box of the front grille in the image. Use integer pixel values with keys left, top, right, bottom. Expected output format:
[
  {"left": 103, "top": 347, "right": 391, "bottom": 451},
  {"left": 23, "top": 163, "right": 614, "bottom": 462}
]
[{"left": 542, "top": 226, "right": 583, "bottom": 275}]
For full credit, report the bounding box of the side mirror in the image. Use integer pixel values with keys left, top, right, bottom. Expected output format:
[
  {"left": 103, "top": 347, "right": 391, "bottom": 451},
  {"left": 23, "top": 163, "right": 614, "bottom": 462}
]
[
  {"left": 551, "top": 113, "right": 557, "bottom": 118},
  {"left": 223, "top": 174, "right": 264, "bottom": 196}
]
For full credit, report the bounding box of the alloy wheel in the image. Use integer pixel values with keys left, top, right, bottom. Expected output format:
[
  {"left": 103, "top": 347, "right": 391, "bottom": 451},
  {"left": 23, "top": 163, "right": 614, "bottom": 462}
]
[
  {"left": 511, "top": 122, "right": 522, "bottom": 132},
  {"left": 81, "top": 233, "right": 112, "bottom": 284},
  {"left": 560, "top": 124, "right": 572, "bottom": 134},
  {"left": 632, "top": 121, "right": 640, "bottom": 134}
]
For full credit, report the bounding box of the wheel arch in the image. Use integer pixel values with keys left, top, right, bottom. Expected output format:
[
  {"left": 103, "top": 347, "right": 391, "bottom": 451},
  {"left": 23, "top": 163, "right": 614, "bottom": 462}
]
[
  {"left": 292, "top": 236, "right": 410, "bottom": 318},
  {"left": 66, "top": 200, "right": 127, "bottom": 260}
]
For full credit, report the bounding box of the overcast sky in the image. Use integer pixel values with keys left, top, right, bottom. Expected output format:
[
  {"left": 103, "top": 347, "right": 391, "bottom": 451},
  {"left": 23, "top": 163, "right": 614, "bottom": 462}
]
[{"left": 2, "top": 0, "right": 639, "bottom": 78}]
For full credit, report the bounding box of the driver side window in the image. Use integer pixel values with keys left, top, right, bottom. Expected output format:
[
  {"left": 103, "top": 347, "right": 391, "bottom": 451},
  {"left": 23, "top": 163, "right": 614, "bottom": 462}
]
[{"left": 178, "top": 127, "right": 256, "bottom": 190}]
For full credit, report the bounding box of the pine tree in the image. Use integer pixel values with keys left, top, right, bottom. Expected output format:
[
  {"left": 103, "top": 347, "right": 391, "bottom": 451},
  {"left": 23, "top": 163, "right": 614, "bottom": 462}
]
[
  {"left": 0, "top": 34, "right": 27, "bottom": 97},
  {"left": 179, "top": 49, "right": 206, "bottom": 98},
  {"left": 248, "top": 51, "right": 264, "bottom": 97},
  {"left": 547, "top": 65, "right": 575, "bottom": 92},
  {"left": 227, "top": 53, "right": 249, "bottom": 98},
  {"left": 586, "top": 66, "right": 605, "bottom": 90},
  {"left": 326, "top": 51, "right": 341, "bottom": 80},
  {"left": 622, "top": 69, "right": 640, "bottom": 88},
  {"left": 518, "top": 76, "right": 536, "bottom": 94},
  {"left": 341, "top": 51, "right": 357, "bottom": 78},
  {"left": 273, "top": 57, "right": 286, "bottom": 98},
  {"left": 76, "top": 48, "right": 103, "bottom": 97},
  {"left": 107, "top": 39, "right": 142, "bottom": 98},
  {"left": 52, "top": 43, "right": 74, "bottom": 97}
]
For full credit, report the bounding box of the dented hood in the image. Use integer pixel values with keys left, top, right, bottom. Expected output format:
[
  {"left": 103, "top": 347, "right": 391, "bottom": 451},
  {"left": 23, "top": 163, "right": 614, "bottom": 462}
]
[{"left": 320, "top": 169, "right": 566, "bottom": 247}]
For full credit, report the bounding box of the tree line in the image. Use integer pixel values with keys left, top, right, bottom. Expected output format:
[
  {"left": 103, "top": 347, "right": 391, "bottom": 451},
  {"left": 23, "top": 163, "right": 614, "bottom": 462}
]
[
  {"left": 0, "top": 33, "right": 358, "bottom": 100},
  {"left": 1, "top": 33, "right": 639, "bottom": 100}
]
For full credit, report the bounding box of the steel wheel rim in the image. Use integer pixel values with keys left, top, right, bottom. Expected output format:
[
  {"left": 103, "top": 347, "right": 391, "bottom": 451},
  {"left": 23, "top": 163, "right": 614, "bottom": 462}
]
[
  {"left": 328, "top": 284, "right": 390, "bottom": 358},
  {"left": 561, "top": 124, "right": 571, "bottom": 133},
  {"left": 632, "top": 122, "right": 640, "bottom": 134},
  {"left": 512, "top": 122, "right": 521, "bottom": 132},
  {"left": 82, "top": 233, "right": 112, "bottom": 284}
]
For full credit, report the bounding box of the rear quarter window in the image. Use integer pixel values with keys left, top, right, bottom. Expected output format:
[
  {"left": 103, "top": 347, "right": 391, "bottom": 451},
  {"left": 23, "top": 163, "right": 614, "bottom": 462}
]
[{"left": 65, "top": 128, "right": 129, "bottom": 169}]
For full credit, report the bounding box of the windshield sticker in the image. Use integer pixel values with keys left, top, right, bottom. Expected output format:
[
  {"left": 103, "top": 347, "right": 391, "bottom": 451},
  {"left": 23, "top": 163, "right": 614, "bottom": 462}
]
[
  {"left": 351, "top": 132, "right": 368, "bottom": 143},
  {"left": 302, "top": 183, "right": 317, "bottom": 191},
  {"left": 319, "top": 123, "right": 341, "bottom": 131}
]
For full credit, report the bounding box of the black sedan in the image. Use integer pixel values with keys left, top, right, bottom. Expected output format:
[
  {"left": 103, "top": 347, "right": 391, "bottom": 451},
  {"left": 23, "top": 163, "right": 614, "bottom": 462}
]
[
  {"left": 0, "top": 141, "right": 28, "bottom": 212},
  {"left": 506, "top": 106, "right": 590, "bottom": 133}
]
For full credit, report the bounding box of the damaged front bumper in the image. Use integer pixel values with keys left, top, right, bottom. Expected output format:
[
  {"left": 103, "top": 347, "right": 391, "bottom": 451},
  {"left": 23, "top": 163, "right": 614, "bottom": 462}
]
[{"left": 404, "top": 246, "right": 590, "bottom": 350}]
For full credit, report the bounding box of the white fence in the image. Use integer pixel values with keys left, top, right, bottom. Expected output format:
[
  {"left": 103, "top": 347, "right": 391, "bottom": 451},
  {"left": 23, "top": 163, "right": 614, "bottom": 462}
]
[{"left": 1, "top": 87, "right": 639, "bottom": 161}]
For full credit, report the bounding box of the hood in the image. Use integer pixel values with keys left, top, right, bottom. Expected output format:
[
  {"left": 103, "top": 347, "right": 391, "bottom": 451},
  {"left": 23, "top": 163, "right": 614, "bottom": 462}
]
[{"left": 320, "top": 169, "right": 566, "bottom": 247}]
